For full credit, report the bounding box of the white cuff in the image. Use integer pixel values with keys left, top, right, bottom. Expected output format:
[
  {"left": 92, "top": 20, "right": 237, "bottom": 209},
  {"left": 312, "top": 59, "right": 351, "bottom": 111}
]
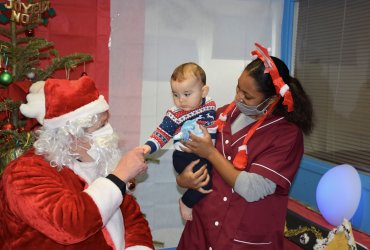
[
  {"left": 126, "top": 246, "right": 153, "bottom": 250},
  {"left": 84, "top": 177, "right": 123, "bottom": 225},
  {"left": 125, "top": 246, "right": 152, "bottom": 250}
]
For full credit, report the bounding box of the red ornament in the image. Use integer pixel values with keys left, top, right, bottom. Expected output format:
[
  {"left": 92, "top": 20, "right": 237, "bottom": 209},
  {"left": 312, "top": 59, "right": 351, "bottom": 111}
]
[
  {"left": 25, "top": 29, "right": 34, "bottom": 37},
  {"left": 42, "top": 12, "right": 49, "bottom": 19},
  {"left": 17, "top": 127, "right": 26, "bottom": 132},
  {"left": 81, "top": 72, "right": 88, "bottom": 76},
  {"left": 1, "top": 122, "right": 14, "bottom": 130},
  {"left": 127, "top": 179, "right": 136, "bottom": 191},
  {"left": 2, "top": 135, "right": 12, "bottom": 143}
]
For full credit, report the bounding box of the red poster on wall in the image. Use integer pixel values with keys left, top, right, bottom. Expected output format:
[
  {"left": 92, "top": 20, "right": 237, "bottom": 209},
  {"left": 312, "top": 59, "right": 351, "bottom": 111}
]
[
  {"left": 36, "top": 1, "right": 110, "bottom": 99},
  {"left": 0, "top": 1, "right": 110, "bottom": 128},
  {"left": 0, "top": 1, "right": 110, "bottom": 100}
]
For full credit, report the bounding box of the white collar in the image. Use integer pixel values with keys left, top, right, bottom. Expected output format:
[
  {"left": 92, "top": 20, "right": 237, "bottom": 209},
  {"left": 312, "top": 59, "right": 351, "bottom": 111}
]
[{"left": 69, "top": 160, "right": 99, "bottom": 184}]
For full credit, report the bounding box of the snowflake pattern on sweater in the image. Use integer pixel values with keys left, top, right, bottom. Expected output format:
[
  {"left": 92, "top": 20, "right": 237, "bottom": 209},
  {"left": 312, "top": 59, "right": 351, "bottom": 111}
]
[{"left": 145, "top": 97, "right": 217, "bottom": 153}]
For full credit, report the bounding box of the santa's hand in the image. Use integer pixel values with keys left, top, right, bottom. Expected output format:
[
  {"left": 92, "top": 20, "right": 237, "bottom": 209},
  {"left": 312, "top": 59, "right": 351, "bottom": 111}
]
[{"left": 113, "top": 147, "right": 148, "bottom": 183}]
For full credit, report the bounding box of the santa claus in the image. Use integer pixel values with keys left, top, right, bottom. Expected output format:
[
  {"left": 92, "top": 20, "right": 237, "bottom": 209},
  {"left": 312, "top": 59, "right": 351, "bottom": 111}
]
[{"left": 0, "top": 76, "right": 154, "bottom": 250}]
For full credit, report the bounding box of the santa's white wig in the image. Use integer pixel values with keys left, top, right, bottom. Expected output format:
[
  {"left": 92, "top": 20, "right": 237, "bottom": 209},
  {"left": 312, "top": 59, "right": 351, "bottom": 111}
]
[{"left": 33, "top": 113, "right": 121, "bottom": 176}]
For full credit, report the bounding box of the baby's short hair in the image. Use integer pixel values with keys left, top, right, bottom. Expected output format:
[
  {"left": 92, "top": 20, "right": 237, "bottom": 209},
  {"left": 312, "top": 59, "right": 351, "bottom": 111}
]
[{"left": 171, "top": 62, "right": 206, "bottom": 85}]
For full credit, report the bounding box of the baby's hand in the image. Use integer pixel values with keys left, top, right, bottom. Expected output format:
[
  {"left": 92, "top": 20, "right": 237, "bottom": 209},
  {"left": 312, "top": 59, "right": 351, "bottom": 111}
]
[{"left": 138, "top": 144, "right": 151, "bottom": 155}]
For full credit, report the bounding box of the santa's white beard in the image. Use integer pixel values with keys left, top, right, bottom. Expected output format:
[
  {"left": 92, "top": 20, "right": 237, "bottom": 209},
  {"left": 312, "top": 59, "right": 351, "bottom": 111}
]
[
  {"left": 34, "top": 127, "right": 122, "bottom": 178},
  {"left": 84, "top": 131, "right": 122, "bottom": 177},
  {"left": 94, "top": 145, "right": 122, "bottom": 177},
  {"left": 68, "top": 139, "right": 122, "bottom": 184}
]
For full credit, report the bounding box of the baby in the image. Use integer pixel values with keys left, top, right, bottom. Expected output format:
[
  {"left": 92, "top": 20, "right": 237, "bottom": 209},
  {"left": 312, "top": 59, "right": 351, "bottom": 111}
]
[{"left": 141, "top": 62, "right": 217, "bottom": 220}]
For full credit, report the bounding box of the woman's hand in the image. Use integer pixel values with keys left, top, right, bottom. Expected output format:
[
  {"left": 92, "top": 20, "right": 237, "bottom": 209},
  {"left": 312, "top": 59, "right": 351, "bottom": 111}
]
[
  {"left": 181, "top": 126, "right": 217, "bottom": 159},
  {"left": 176, "top": 159, "right": 212, "bottom": 194}
]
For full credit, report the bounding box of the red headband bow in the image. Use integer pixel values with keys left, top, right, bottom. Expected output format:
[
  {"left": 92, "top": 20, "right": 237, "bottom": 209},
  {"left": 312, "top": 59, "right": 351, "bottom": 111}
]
[
  {"left": 251, "top": 43, "right": 294, "bottom": 112},
  {"left": 215, "top": 43, "right": 295, "bottom": 170}
]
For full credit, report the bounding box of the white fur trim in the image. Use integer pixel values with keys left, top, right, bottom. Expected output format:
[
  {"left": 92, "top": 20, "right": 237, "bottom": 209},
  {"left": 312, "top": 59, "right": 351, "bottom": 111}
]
[
  {"left": 43, "top": 95, "right": 109, "bottom": 129},
  {"left": 126, "top": 246, "right": 153, "bottom": 250},
  {"left": 279, "top": 84, "right": 290, "bottom": 97},
  {"left": 84, "top": 177, "right": 123, "bottom": 224},
  {"left": 84, "top": 177, "right": 124, "bottom": 249},
  {"left": 29, "top": 80, "right": 46, "bottom": 93},
  {"left": 20, "top": 81, "right": 46, "bottom": 124},
  {"left": 107, "top": 210, "right": 125, "bottom": 250}
]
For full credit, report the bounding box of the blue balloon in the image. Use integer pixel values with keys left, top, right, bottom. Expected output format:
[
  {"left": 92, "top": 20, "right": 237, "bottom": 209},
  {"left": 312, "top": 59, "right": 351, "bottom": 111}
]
[{"left": 316, "top": 164, "right": 361, "bottom": 226}]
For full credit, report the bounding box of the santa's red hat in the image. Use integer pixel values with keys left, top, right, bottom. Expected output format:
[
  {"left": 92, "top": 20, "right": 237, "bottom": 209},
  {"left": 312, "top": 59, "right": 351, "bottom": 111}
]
[{"left": 20, "top": 76, "right": 109, "bottom": 129}]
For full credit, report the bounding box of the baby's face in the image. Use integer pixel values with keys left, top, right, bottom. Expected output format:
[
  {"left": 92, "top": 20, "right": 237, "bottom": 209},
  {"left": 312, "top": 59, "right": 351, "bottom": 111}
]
[{"left": 171, "top": 77, "right": 206, "bottom": 111}]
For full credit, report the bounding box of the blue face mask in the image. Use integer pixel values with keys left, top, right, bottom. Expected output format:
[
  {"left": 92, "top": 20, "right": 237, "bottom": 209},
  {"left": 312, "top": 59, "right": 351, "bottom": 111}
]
[{"left": 235, "top": 98, "right": 271, "bottom": 116}]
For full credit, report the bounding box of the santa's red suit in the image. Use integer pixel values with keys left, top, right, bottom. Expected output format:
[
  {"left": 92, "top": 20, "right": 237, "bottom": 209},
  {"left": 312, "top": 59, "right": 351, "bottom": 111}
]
[
  {"left": 1, "top": 76, "right": 154, "bottom": 249},
  {"left": 0, "top": 148, "right": 154, "bottom": 250}
]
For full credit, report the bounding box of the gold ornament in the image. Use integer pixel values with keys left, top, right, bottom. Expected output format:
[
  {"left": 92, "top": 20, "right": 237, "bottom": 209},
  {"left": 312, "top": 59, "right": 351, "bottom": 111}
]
[{"left": 4, "top": 0, "right": 51, "bottom": 24}]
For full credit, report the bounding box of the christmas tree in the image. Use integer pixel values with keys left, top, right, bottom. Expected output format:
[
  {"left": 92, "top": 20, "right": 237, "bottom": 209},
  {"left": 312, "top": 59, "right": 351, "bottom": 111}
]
[{"left": 0, "top": 0, "right": 93, "bottom": 173}]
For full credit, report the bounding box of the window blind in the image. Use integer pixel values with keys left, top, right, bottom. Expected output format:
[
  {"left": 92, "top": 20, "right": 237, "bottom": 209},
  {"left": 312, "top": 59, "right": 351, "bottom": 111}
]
[{"left": 294, "top": 0, "right": 370, "bottom": 173}]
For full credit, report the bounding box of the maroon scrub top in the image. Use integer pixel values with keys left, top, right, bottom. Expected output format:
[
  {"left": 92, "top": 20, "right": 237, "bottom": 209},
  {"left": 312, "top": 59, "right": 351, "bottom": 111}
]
[{"left": 178, "top": 105, "right": 304, "bottom": 250}]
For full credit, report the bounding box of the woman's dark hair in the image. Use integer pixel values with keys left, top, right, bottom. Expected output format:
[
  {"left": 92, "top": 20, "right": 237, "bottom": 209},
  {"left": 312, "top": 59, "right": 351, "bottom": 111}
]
[{"left": 245, "top": 57, "right": 314, "bottom": 135}]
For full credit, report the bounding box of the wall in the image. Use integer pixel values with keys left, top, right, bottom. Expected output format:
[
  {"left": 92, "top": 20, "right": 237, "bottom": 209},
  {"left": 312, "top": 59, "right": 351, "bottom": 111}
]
[
  {"left": 38, "top": 1, "right": 110, "bottom": 97},
  {"left": 284, "top": 0, "right": 370, "bottom": 236},
  {"left": 134, "top": 149, "right": 184, "bottom": 248},
  {"left": 109, "top": 0, "right": 284, "bottom": 152},
  {"left": 289, "top": 155, "right": 370, "bottom": 234},
  {"left": 109, "top": 1, "right": 285, "bottom": 248},
  {"left": 107, "top": 0, "right": 370, "bottom": 247}
]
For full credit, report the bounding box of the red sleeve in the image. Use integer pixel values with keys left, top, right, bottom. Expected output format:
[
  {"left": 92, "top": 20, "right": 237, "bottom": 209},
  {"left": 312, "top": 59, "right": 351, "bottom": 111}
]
[
  {"left": 249, "top": 123, "right": 304, "bottom": 192},
  {"left": 3, "top": 154, "right": 104, "bottom": 244},
  {"left": 121, "top": 194, "right": 154, "bottom": 249}
]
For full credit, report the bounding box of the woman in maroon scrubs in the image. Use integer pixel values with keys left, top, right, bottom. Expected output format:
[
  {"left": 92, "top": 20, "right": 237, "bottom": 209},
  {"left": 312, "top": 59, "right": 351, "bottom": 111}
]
[{"left": 176, "top": 43, "right": 314, "bottom": 250}]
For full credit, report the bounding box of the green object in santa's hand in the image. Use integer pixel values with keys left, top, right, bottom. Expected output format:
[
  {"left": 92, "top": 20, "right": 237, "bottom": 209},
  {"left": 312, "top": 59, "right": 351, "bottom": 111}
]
[{"left": 145, "top": 157, "right": 160, "bottom": 164}]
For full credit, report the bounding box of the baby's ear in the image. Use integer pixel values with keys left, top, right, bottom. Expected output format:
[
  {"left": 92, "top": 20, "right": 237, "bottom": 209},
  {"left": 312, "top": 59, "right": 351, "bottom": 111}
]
[{"left": 201, "top": 85, "right": 209, "bottom": 98}]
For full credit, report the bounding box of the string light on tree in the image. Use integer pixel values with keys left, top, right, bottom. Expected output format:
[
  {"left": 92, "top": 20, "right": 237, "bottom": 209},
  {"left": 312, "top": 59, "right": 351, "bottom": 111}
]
[{"left": 25, "top": 68, "right": 36, "bottom": 80}]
